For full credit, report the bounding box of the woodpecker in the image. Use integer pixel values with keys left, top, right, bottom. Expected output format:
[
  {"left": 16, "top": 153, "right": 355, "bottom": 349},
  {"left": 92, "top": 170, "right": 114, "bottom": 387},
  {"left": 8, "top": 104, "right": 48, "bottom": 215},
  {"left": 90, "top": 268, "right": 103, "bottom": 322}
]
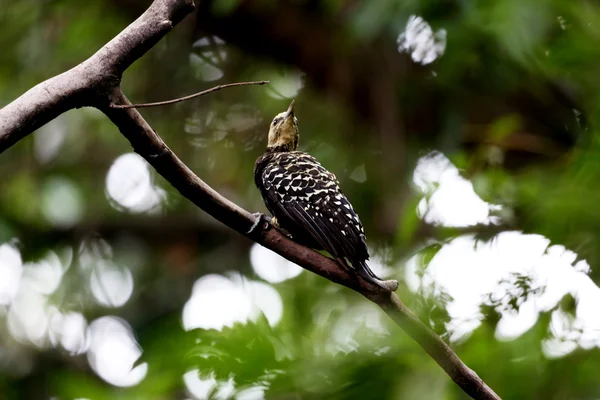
[{"left": 251, "top": 100, "right": 398, "bottom": 292}]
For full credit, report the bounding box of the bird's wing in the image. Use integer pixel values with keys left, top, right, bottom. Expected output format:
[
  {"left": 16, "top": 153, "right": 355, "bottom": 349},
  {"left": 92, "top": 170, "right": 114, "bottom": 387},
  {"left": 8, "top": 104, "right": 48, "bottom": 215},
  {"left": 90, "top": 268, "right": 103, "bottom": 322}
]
[{"left": 261, "top": 152, "right": 369, "bottom": 261}]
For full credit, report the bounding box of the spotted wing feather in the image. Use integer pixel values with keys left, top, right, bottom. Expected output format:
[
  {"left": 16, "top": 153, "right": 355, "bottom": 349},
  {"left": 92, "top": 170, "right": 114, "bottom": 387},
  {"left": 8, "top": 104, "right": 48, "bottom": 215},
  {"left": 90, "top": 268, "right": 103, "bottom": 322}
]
[{"left": 259, "top": 152, "right": 370, "bottom": 264}]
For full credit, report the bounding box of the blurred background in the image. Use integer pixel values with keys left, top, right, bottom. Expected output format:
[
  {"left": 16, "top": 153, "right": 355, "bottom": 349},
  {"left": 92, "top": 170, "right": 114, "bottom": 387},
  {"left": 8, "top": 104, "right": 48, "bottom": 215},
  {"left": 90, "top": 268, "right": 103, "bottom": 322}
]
[{"left": 1, "top": 0, "right": 600, "bottom": 398}]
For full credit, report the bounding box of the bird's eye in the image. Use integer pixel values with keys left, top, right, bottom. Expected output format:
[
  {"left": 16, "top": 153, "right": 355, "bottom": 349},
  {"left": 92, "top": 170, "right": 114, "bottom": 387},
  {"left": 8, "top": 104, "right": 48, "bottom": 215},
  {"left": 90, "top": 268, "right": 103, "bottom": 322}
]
[{"left": 273, "top": 117, "right": 282, "bottom": 125}]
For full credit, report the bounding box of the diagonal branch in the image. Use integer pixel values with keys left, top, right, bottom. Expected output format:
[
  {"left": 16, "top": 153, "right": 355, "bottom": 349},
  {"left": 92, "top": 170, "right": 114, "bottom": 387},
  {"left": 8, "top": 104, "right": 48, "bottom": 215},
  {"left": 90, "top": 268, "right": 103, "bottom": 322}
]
[
  {"left": 0, "top": 0, "right": 195, "bottom": 153},
  {"left": 0, "top": 0, "right": 501, "bottom": 399},
  {"left": 101, "top": 89, "right": 501, "bottom": 400}
]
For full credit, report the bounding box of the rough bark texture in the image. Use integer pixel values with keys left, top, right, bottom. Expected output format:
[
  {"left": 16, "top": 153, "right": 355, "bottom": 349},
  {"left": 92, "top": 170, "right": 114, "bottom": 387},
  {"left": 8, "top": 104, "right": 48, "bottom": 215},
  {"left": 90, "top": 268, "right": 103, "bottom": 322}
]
[{"left": 0, "top": 0, "right": 195, "bottom": 152}]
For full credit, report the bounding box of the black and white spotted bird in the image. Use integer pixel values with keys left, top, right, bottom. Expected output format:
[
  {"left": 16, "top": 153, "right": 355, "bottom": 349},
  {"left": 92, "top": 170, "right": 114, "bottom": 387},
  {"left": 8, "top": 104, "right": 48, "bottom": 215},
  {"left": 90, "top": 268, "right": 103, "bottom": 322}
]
[{"left": 251, "top": 100, "right": 398, "bottom": 291}]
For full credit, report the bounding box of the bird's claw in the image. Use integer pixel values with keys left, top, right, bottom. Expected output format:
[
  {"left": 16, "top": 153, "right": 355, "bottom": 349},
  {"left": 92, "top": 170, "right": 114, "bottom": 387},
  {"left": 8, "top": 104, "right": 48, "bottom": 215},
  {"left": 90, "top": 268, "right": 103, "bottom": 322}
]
[{"left": 247, "top": 212, "right": 272, "bottom": 235}]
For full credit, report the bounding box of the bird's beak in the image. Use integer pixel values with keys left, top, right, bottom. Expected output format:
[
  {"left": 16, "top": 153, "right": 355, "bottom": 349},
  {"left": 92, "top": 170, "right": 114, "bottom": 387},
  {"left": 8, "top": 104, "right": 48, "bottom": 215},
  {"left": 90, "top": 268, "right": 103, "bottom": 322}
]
[{"left": 285, "top": 100, "right": 295, "bottom": 119}]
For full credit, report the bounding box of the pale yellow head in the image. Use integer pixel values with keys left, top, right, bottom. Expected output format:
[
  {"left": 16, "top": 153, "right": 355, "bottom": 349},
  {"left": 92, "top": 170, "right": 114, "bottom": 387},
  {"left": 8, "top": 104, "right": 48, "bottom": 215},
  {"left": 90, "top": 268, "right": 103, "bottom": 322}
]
[{"left": 267, "top": 100, "right": 299, "bottom": 152}]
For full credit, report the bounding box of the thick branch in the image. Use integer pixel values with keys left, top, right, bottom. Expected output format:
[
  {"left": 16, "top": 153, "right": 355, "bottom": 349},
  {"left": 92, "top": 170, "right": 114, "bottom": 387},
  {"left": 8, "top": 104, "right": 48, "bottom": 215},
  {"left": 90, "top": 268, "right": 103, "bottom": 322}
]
[
  {"left": 0, "top": 0, "right": 195, "bottom": 154},
  {"left": 0, "top": 1, "right": 501, "bottom": 399}
]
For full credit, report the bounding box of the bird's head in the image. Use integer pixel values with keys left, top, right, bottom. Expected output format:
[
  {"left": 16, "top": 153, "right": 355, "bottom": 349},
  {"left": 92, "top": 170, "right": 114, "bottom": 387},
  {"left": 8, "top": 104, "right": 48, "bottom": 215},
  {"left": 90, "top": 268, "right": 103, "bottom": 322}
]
[{"left": 266, "top": 100, "right": 299, "bottom": 152}]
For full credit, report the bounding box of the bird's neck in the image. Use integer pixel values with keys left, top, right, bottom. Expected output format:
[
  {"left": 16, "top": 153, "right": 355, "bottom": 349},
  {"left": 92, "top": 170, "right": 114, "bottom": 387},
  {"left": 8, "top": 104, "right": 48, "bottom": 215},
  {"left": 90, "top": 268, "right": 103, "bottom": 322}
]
[{"left": 265, "top": 144, "right": 295, "bottom": 153}]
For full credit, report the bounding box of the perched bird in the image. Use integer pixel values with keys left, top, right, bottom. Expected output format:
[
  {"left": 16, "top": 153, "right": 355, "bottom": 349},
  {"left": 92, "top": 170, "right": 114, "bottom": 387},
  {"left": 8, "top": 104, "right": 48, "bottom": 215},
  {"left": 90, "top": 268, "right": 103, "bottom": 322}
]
[{"left": 251, "top": 100, "right": 398, "bottom": 291}]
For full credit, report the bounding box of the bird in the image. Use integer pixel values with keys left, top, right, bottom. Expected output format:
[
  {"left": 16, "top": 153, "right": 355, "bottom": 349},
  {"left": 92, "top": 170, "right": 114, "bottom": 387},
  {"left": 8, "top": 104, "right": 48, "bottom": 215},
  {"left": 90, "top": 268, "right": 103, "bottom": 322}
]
[{"left": 250, "top": 100, "right": 398, "bottom": 292}]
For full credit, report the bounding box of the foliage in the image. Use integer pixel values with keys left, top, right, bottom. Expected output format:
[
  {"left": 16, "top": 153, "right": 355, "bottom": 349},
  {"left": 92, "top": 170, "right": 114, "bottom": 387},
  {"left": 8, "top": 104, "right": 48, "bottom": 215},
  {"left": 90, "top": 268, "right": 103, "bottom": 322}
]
[{"left": 3, "top": 0, "right": 600, "bottom": 399}]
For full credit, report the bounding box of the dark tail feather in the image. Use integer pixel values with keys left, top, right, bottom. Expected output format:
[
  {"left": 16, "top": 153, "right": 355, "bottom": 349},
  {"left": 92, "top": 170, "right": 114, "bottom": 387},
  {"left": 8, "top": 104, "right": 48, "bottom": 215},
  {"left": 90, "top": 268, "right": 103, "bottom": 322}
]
[
  {"left": 356, "top": 260, "right": 399, "bottom": 292},
  {"left": 356, "top": 260, "right": 381, "bottom": 281}
]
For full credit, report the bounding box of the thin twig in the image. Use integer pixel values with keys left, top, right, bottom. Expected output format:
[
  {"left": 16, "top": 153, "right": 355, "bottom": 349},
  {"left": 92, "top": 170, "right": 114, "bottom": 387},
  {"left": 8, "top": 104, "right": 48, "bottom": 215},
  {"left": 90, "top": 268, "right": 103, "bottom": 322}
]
[{"left": 109, "top": 80, "right": 270, "bottom": 109}]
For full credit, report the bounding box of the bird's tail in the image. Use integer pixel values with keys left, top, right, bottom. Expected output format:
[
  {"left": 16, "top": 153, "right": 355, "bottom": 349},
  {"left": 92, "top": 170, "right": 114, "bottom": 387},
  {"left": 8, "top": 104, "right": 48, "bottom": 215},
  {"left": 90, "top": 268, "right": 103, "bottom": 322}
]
[{"left": 355, "top": 260, "right": 399, "bottom": 292}]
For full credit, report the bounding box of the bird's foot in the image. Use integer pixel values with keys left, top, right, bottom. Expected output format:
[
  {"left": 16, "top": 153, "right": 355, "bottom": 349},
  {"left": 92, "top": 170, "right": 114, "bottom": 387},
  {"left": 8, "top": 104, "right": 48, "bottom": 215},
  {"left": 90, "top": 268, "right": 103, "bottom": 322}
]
[{"left": 247, "top": 213, "right": 276, "bottom": 234}]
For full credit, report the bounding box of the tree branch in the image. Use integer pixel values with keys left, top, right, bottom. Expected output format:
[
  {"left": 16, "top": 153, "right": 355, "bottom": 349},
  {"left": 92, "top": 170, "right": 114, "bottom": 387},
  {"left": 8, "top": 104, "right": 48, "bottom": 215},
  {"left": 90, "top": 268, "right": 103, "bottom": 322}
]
[
  {"left": 109, "top": 80, "right": 270, "bottom": 109},
  {"left": 0, "top": 0, "right": 195, "bottom": 153},
  {"left": 101, "top": 88, "right": 501, "bottom": 400},
  {"left": 0, "top": 1, "right": 501, "bottom": 399}
]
